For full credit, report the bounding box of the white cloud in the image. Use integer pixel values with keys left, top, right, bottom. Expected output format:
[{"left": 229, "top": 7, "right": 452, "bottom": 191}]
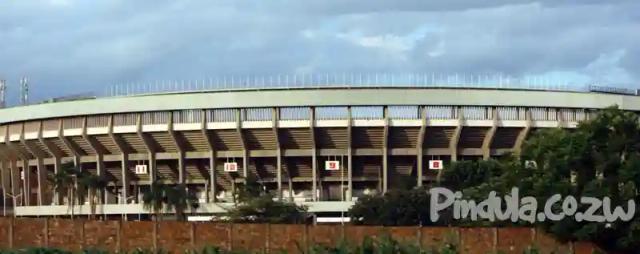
[{"left": 0, "top": 0, "right": 638, "bottom": 104}]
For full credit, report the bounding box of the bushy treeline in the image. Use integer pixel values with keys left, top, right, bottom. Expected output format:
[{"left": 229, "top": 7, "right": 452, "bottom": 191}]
[{"left": 350, "top": 106, "right": 640, "bottom": 252}]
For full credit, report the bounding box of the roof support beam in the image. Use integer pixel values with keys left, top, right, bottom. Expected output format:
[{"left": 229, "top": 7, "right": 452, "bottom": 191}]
[
  {"left": 58, "top": 120, "right": 81, "bottom": 166},
  {"left": 168, "top": 112, "right": 185, "bottom": 184},
  {"left": 514, "top": 109, "right": 532, "bottom": 157},
  {"left": 482, "top": 108, "right": 498, "bottom": 160},
  {"left": 38, "top": 123, "right": 64, "bottom": 159},
  {"left": 82, "top": 118, "right": 106, "bottom": 156},
  {"left": 21, "top": 123, "right": 46, "bottom": 160},
  {"left": 5, "top": 127, "right": 30, "bottom": 162}
]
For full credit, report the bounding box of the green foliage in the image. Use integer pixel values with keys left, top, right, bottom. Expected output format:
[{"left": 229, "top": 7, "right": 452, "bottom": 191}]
[
  {"left": 142, "top": 181, "right": 199, "bottom": 221},
  {"left": 49, "top": 162, "right": 112, "bottom": 219},
  {"left": 0, "top": 248, "right": 71, "bottom": 254},
  {"left": 300, "top": 235, "right": 458, "bottom": 254},
  {"left": 234, "top": 174, "right": 267, "bottom": 203},
  {"left": 348, "top": 106, "right": 640, "bottom": 252},
  {"left": 228, "top": 194, "right": 307, "bottom": 223},
  {"left": 349, "top": 187, "right": 434, "bottom": 226}
]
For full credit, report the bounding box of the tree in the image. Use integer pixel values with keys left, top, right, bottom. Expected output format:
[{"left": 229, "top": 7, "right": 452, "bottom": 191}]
[
  {"left": 349, "top": 187, "right": 436, "bottom": 226},
  {"left": 76, "top": 173, "right": 108, "bottom": 219},
  {"left": 164, "top": 184, "right": 199, "bottom": 221},
  {"left": 449, "top": 106, "right": 640, "bottom": 251},
  {"left": 50, "top": 162, "right": 79, "bottom": 219},
  {"left": 142, "top": 181, "right": 200, "bottom": 221},
  {"left": 228, "top": 194, "right": 307, "bottom": 223},
  {"left": 142, "top": 180, "right": 167, "bottom": 222}
]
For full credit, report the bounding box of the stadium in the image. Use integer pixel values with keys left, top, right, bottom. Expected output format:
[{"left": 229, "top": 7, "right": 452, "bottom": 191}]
[{"left": 1, "top": 79, "right": 639, "bottom": 219}]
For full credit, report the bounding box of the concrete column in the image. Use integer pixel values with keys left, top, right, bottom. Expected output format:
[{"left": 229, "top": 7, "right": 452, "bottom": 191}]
[
  {"left": 53, "top": 157, "right": 61, "bottom": 205},
  {"left": 309, "top": 107, "right": 318, "bottom": 201},
  {"left": 236, "top": 109, "right": 249, "bottom": 180},
  {"left": 273, "top": 108, "right": 283, "bottom": 200},
  {"left": 96, "top": 153, "right": 105, "bottom": 204},
  {"left": 10, "top": 160, "right": 20, "bottom": 207},
  {"left": 36, "top": 158, "right": 46, "bottom": 205},
  {"left": 417, "top": 106, "right": 427, "bottom": 187},
  {"left": 201, "top": 110, "right": 217, "bottom": 202},
  {"left": 0, "top": 160, "right": 9, "bottom": 215},
  {"left": 347, "top": 107, "right": 353, "bottom": 201},
  {"left": 120, "top": 153, "right": 129, "bottom": 204},
  {"left": 0, "top": 131, "right": 9, "bottom": 214},
  {"left": 83, "top": 117, "right": 106, "bottom": 205},
  {"left": 208, "top": 150, "right": 216, "bottom": 202},
  {"left": 382, "top": 106, "right": 389, "bottom": 193},
  {"left": 22, "top": 160, "right": 30, "bottom": 206}
]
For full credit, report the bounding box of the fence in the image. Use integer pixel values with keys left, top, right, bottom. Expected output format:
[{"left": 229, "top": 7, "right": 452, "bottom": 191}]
[
  {"left": 0, "top": 218, "right": 601, "bottom": 254},
  {"left": 104, "top": 73, "right": 599, "bottom": 98}
]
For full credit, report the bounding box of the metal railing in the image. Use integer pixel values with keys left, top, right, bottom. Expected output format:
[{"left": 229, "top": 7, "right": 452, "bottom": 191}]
[{"left": 103, "top": 73, "right": 596, "bottom": 97}]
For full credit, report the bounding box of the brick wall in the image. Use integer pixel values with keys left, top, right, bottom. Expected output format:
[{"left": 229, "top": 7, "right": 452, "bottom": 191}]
[{"left": 0, "top": 217, "right": 603, "bottom": 253}]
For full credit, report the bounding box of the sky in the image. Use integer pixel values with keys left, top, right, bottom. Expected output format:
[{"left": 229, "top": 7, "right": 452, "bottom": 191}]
[{"left": 0, "top": 0, "right": 639, "bottom": 104}]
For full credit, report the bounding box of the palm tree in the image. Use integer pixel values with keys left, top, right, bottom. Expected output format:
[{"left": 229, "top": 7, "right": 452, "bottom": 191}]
[
  {"left": 142, "top": 181, "right": 200, "bottom": 221},
  {"left": 50, "top": 162, "right": 79, "bottom": 219},
  {"left": 142, "top": 180, "right": 166, "bottom": 222},
  {"left": 77, "top": 173, "right": 108, "bottom": 219},
  {"left": 164, "top": 184, "right": 199, "bottom": 221}
]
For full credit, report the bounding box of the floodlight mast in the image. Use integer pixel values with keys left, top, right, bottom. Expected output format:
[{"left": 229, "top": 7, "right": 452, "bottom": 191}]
[
  {"left": 20, "top": 77, "right": 29, "bottom": 105},
  {"left": 0, "top": 79, "right": 6, "bottom": 108}
]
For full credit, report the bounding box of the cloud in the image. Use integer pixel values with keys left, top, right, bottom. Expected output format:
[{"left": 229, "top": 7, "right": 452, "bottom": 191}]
[{"left": 0, "top": 0, "right": 638, "bottom": 104}]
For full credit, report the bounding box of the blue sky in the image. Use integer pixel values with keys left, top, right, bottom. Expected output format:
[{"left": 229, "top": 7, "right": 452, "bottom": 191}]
[{"left": 0, "top": 0, "right": 639, "bottom": 104}]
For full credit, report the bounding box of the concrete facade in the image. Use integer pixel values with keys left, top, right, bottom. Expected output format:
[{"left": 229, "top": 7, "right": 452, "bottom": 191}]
[{"left": 0, "top": 87, "right": 636, "bottom": 216}]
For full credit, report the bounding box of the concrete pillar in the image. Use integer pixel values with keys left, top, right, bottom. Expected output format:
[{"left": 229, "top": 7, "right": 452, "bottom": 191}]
[
  {"left": 310, "top": 107, "right": 318, "bottom": 201},
  {"left": 10, "top": 160, "right": 19, "bottom": 207},
  {"left": 36, "top": 158, "right": 46, "bottom": 206},
  {"left": 53, "top": 157, "right": 61, "bottom": 205},
  {"left": 201, "top": 110, "right": 217, "bottom": 203},
  {"left": 417, "top": 106, "right": 427, "bottom": 187},
  {"left": 273, "top": 108, "right": 283, "bottom": 200},
  {"left": 346, "top": 107, "right": 353, "bottom": 201},
  {"left": 209, "top": 150, "right": 216, "bottom": 202},
  {"left": 382, "top": 106, "right": 389, "bottom": 193},
  {"left": 120, "top": 153, "right": 129, "bottom": 204},
  {"left": 22, "top": 160, "right": 30, "bottom": 206}
]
